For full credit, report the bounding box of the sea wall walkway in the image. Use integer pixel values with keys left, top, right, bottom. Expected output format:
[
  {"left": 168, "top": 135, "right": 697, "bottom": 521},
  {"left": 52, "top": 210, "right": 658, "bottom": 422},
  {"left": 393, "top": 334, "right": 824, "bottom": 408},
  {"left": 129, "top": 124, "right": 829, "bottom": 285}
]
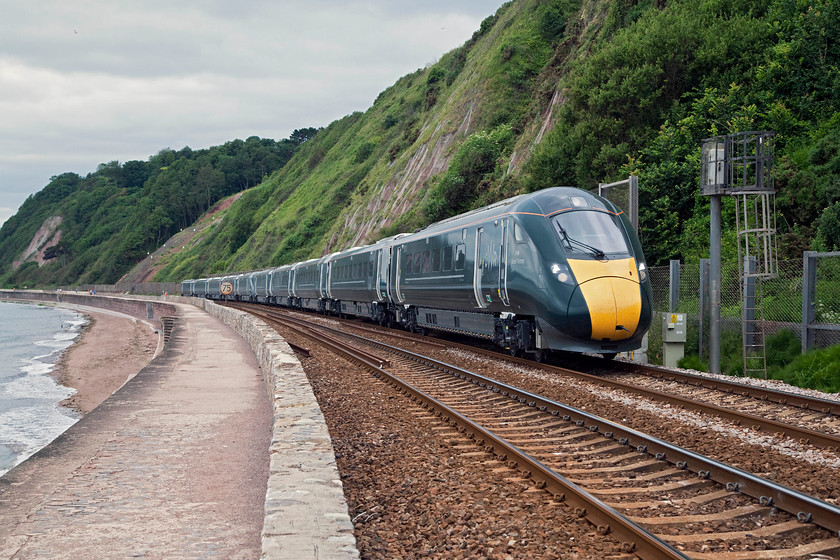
[{"left": 0, "top": 290, "right": 358, "bottom": 559}]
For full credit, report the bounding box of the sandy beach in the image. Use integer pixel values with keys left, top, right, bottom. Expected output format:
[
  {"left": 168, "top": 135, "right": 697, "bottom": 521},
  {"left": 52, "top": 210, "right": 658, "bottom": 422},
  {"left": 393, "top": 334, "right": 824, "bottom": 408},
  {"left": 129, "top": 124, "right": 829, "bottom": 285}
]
[{"left": 52, "top": 309, "right": 160, "bottom": 415}]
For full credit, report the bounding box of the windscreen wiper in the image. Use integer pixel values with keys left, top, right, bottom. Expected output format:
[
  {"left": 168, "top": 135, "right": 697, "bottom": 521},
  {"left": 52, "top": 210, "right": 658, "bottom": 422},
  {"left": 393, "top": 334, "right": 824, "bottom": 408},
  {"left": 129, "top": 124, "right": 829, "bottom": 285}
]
[{"left": 556, "top": 226, "right": 606, "bottom": 259}]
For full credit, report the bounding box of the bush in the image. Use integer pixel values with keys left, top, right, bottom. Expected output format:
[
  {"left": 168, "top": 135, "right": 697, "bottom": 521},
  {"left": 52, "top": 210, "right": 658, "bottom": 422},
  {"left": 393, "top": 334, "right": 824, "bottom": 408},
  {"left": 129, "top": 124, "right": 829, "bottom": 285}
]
[
  {"left": 773, "top": 343, "right": 840, "bottom": 393},
  {"left": 677, "top": 354, "right": 708, "bottom": 371}
]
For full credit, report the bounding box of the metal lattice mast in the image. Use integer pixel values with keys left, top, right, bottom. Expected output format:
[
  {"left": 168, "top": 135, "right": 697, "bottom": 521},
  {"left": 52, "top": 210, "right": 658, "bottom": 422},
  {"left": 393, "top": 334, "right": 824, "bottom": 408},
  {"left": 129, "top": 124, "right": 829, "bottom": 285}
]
[{"left": 702, "top": 132, "right": 777, "bottom": 378}]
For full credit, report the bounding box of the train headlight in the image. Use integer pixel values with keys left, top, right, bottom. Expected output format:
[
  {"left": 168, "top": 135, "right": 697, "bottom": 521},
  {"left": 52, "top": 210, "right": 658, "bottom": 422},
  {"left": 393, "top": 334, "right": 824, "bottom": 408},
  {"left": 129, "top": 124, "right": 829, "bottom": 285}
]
[
  {"left": 637, "top": 261, "right": 647, "bottom": 282},
  {"left": 551, "top": 263, "right": 575, "bottom": 284}
]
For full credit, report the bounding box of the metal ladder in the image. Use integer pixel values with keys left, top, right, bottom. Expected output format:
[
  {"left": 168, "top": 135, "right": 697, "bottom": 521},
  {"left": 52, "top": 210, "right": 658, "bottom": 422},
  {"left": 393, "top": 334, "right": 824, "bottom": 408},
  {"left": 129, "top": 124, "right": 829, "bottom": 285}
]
[
  {"left": 742, "top": 277, "right": 767, "bottom": 378},
  {"left": 736, "top": 191, "right": 777, "bottom": 379}
]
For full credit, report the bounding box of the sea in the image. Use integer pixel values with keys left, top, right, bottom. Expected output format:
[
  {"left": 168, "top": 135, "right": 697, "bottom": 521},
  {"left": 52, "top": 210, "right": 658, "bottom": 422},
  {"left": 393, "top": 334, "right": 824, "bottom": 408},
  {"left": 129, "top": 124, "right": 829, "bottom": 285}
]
[{"left": 0, "top": 301, "right": 87, "bottom": 477}]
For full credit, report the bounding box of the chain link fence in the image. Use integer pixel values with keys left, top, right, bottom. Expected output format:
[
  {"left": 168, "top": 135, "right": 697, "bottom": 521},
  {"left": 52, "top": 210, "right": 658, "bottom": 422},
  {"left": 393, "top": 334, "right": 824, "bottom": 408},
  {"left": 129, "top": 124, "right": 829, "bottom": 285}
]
[{"left": 646, "top": 256, "right": 840, "bottom": 367}]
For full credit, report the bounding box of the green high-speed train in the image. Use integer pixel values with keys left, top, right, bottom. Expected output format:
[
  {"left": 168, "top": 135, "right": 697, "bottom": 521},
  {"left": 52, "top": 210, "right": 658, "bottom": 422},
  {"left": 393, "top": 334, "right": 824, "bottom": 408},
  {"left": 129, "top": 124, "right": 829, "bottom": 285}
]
[{"left": 183, "top": 187, "right": 653, "bottom": 360}]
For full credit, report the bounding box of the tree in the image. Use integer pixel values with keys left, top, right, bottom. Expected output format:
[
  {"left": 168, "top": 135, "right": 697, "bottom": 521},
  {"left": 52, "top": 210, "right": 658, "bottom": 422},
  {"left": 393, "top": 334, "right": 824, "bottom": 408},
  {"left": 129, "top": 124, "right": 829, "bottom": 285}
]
[{"left": 290, "top": 127, "right": 320, "bottom": 145}]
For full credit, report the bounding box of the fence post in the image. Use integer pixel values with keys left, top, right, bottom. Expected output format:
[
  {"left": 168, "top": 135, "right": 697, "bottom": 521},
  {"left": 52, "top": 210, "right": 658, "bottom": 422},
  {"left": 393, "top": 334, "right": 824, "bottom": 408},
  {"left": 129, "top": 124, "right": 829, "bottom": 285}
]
[
  {"left": 801, "top": 251, "right": 817, "bottom": 353},
  {"left": 699, "top": 259, "right": 709, "bottom": 360},
  {"left": 669, "top": 260, "right": 680, "bottom": 313}
]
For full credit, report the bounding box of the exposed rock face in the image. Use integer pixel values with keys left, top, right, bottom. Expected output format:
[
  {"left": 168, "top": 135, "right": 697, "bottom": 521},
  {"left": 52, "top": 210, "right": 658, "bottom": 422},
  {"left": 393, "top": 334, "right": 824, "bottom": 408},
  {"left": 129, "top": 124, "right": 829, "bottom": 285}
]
[
  {"left": 13, "top": 216, "right": 62, "bottom": 269},
  {"left": 332, "top": 102, "right": 476, "bottom": 251}
]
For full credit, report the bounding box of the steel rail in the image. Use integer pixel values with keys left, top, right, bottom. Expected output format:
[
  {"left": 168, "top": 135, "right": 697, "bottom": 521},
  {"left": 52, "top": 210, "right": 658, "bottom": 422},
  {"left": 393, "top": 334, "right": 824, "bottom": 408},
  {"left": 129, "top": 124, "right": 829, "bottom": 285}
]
[
  {"left": 615, "top": 361, "right": 840, "bottom": 417},
  {"left": 376, "top": 326, "right": 840, "bottom": 450}
]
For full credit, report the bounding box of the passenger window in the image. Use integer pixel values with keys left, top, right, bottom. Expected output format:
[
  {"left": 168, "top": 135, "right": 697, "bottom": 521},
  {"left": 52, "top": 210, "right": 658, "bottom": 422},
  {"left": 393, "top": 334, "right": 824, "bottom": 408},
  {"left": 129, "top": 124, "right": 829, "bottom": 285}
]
[
  {"left": 455, "top": 244, "right": 466, "bottom": 270},
  {"left": 443, "top": 246, "right": 453, "bottom": 271},
  {"left": 422, "top": 251, "right": 431, "bottom": 273},
  {"left": 513, "top": 222, "right": 525, "bottom": 243},
  {"left": 413, "top": 252, "right": 423, "bottom": 274},
  {"left": 432, "top": 249, "right": 441, "bottom": 272}
]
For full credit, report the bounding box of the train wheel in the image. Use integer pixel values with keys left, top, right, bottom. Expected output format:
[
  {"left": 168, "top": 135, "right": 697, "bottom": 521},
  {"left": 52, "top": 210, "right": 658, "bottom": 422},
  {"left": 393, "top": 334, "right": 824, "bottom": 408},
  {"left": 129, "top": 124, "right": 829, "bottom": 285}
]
[
  {"left": 509, "top": 346, "right": 520, "bottom": 358},
  {"left": 532, "top": 349, "right": 546, "bottom": 363}
]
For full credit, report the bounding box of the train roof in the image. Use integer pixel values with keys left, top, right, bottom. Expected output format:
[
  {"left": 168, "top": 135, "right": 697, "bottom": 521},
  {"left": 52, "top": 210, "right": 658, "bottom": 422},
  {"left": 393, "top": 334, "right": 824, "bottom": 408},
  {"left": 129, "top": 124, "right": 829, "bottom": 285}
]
[{"left": 394, "top": 187, "right": 616, "bottom": 241}]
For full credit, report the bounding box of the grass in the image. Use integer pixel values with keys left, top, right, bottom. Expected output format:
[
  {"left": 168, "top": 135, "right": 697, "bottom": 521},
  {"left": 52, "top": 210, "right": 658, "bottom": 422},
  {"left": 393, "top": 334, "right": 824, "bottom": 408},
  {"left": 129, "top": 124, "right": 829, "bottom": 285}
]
[{"left": 678, "top": 329, "right": 840, "bottom": 394}]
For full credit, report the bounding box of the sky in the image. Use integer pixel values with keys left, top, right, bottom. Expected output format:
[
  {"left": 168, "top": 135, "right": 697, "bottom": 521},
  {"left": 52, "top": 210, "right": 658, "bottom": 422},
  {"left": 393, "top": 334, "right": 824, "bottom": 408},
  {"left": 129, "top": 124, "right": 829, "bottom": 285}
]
[{"left": 0, "top": 1, "right": 505, "bottom": 227}]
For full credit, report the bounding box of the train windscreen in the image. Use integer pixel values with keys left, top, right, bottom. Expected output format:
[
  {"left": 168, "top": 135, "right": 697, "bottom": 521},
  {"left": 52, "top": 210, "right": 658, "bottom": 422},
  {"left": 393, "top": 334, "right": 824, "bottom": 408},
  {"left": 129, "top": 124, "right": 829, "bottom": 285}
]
[{"left": 552, "top": 211, "right": 630, "bottom": 257}]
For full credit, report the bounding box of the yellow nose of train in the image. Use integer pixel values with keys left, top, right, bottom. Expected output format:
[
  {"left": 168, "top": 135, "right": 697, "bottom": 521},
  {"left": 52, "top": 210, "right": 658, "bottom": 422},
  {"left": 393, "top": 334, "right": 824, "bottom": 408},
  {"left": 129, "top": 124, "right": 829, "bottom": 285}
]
[{"left": 567, "top": 258, "right": 642, "bottom": 341}]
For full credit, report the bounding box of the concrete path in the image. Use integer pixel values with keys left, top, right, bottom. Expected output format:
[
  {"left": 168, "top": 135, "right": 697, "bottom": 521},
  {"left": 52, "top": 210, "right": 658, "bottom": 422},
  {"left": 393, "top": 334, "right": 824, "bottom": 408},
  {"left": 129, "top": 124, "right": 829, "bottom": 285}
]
[{"left": 0, "top": 305, "right": 272, "bottom": 559}]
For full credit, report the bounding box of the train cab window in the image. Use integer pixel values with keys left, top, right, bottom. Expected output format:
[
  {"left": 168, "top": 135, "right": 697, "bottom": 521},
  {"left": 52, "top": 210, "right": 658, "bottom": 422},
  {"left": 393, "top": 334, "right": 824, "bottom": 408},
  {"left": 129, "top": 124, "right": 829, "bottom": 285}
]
[
  {"left": 405, "top": 254, "right": 413, "bottom": 275},
  {"left": 443, "top": 246, "right": 453, "bottom": 271},
  {"left": 552, "top": 211, "right": 629, "bottom": 257},
  {"left": 368, "top": 262, "right": 374, "bottom": 277},
  {"left": 513, "top": 222, "right": 526, "bottom": 243},
  {"left": 455, "top": 244, "right": 466, "bottom": 270}
]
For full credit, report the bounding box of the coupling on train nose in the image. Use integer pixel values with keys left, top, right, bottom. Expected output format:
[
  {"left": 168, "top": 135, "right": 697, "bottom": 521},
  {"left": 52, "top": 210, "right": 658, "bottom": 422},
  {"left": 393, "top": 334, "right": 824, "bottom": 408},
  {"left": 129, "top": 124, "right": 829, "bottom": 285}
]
[{"left": 567, "top": 259, "right": 642, "bottom": 342}]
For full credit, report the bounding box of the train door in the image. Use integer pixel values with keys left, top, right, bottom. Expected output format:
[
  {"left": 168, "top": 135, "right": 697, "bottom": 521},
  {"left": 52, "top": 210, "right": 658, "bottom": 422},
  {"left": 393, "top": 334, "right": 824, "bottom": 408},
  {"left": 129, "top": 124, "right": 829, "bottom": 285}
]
[
  {"left": 290, "top": 266, "right": 298, "bottom": 298},
  {"left": 320, "top": 263, "right": 329, "bottom": 299},
  {"left": 325, "top": 260, "right": 334, "bottom": 299},
  {"left": 375, "top": 248, "right": 387, "bottom": 301},
  {"left": 473, "top": 228, "right": 488, "bottom": 308},
  {"left": 499, "top": 219, "right": 510, "bottom": 306},
  {"left": 394, "top": 246, "right": 405, "bottom": 303},
  {"left": 475, "top": 222, "right": 504, "bottom": 307}
]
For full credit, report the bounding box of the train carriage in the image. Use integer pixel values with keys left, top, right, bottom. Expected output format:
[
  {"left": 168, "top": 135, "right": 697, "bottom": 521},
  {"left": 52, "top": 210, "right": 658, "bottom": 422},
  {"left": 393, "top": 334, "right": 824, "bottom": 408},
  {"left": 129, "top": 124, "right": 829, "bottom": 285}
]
[
  {"left": 251, "top": 269, "right": 271, "bottom": 303},
  {"left": 326, "top": 245, "right": 382, "bottom": 317},
  {"left": 193, "top": 278, "right": 210, "bottom": 298},
  {"left": 269, "top": 265, "right": 294, "bottom": 306},
  {"left": 232, "top": 274, "right": 248, "bottom": 301},
  {"left": 291, "top": 258, "right": 326, "bottom": 311},
  {"left": 207, "top": 277, "right": 222, "bottom": 299},
  {"left": 180, "top": 279, "right": 195, "bottom": 297},
  {"left": 385, "top": 188, "right": 651, "bottom": 358}
]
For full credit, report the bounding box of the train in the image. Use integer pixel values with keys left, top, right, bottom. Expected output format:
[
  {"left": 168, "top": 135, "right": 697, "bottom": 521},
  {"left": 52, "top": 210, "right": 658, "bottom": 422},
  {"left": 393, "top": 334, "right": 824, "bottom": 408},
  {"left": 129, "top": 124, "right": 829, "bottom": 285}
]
[{"left": 182, "top": 187, "right": 653, "bottom": 360}]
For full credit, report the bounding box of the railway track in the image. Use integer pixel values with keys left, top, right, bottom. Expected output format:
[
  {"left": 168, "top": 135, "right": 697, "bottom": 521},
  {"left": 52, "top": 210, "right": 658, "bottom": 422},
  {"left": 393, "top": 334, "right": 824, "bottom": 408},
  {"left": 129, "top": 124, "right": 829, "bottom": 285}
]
[
  {"left": 277, "top": 306, "right": 840, "bottom": 453},
  {"left": 329, "top": 314, "right": 840, "bottom": 452},
  {"left": 231, "top": 303, "right": 840, "bottom": 559}
]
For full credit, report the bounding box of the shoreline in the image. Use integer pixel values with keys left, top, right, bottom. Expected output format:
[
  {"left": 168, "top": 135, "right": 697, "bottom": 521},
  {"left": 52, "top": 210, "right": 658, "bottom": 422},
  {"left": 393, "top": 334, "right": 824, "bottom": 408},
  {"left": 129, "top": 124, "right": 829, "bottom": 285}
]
[{"left": 49, "top": 307, "right": 159, "bottom": 415}]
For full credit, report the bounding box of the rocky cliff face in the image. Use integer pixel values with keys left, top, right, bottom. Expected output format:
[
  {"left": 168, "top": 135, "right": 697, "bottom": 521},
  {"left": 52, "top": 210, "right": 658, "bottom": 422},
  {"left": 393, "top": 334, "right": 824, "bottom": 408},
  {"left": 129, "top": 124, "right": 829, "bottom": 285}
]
[{"left": 13, "top": 216, "right": 62, "bottom": 269}]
